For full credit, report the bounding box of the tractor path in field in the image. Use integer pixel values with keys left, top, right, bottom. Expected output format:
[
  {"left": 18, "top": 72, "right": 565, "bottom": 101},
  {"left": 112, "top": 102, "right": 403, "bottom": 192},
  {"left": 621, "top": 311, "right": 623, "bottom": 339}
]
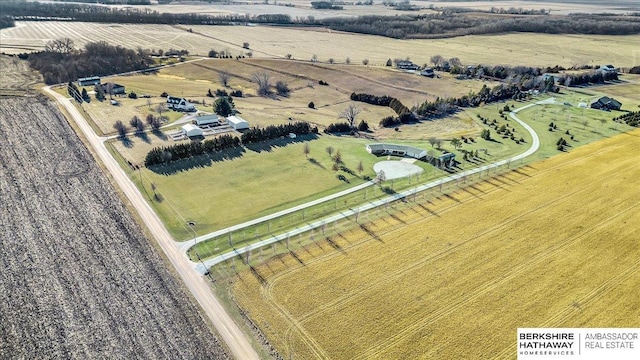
[
  {"left": 43, "top": 86, "right": 260, "bottom": 360},
  {"left": 194, "top": 98, "right": 547, "bottom": 273}
]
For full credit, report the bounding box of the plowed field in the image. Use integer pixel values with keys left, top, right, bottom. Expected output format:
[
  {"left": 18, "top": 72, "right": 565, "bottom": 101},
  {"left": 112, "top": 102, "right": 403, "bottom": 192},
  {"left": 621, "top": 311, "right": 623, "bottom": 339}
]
[
  {"left": 0, "top": 97, "right": 230, "bottom": 359},
  {"left": 233, "top": 128, "right": 640, "bottom": 359}
]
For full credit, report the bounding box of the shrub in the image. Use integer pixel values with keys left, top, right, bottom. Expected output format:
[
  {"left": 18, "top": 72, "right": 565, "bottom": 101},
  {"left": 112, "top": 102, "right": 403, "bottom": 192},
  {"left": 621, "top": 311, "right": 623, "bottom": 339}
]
[
  {"left": 357, "top": 120, "right": 369, "bottom": 131},
  {"left": 324, "top": 122, "right": 352, "bottom": 133},
  {"left": 230, "top": 90, "right": 243, "bottom": 97},
  {"left": 275, "top": 81, "right": 290, "bottom": 97},
  {"left": 128, "top": 91, "right": 138, "bottom": 99},
  {"left": 308, "top": 101, "right": 315, "bottom": 109},
  {"left": 379, "top": 116, "right": 400, "bottom": 128}
]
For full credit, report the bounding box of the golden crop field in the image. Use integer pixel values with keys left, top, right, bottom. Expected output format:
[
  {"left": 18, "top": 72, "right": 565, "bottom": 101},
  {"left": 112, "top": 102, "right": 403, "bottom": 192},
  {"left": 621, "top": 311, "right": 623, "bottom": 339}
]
[
  {"left": 232, "top": 128, "right": 640, "bottom": 359},
  {"left": 2, "top": 22, "right": 639, "bottom": 68}
]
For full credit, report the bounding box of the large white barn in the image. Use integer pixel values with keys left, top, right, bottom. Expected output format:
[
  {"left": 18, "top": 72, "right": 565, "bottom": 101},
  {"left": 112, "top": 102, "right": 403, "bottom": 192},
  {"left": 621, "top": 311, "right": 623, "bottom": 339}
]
[
  {"left": 182, "top": 124, "right": 203, "bottom": 137},
  {"left": 227, "top": 115, "right": 249, "bottom": 131}
]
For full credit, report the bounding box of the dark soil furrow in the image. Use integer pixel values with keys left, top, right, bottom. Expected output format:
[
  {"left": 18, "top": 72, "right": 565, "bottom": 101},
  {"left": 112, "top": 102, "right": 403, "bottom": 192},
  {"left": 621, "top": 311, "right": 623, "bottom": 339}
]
[{"left": 0, "top": 97, "right": 230, "bottom": 360}]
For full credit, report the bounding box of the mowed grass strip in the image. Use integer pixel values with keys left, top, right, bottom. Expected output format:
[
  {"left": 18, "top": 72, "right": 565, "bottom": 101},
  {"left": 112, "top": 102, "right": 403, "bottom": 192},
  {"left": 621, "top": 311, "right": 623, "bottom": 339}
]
[{"left": 232, "top": 128, "right": 640, "bottom": 359}]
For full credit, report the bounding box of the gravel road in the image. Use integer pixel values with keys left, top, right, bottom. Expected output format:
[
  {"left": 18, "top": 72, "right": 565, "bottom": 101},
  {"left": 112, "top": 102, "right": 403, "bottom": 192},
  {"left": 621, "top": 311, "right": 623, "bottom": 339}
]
[{"left": 0, "top": 96, "right": 231, "bottom": 359}]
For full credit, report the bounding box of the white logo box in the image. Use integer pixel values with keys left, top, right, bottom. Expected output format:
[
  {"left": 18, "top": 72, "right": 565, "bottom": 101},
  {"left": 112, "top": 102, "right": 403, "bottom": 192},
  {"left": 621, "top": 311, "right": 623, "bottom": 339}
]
[{"left": 518, "top": 328, "right": 639, "bottom": 360}]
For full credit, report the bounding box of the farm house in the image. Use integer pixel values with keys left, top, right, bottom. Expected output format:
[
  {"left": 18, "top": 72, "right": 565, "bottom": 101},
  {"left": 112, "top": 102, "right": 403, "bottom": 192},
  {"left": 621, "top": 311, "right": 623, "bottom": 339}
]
[
  {"left": 194, "top": 114, "right": 220, "bottom": 127},
  {"left": 99, "top": 82, "right": 126, "bottom": 95},
  {"left": 590, "top": 96, "right": 622, "bottom": 111},
  {"left": 227, "top": 116, "right": 249, "bottom": 131},
  {"left": 167, "top": 96, "right": 196, "bottom": 112},
  {"left": 366, "top": 143, "right": 427, "bottom": 159},
  {"left": 181, "top": 124, "right": 203, "bottom": 137}
]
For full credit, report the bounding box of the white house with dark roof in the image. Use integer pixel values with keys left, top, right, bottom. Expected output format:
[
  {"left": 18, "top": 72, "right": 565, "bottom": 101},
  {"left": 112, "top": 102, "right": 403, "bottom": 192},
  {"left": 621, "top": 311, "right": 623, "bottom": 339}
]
[{"left": 167, "top": 96, "right": 195, "bottom": 112}]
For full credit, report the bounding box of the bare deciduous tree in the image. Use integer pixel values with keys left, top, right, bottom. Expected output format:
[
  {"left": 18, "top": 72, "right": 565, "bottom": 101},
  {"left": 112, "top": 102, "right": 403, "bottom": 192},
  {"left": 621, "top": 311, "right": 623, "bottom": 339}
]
[
  {"left": 362, "top": 58, "right": 369, "bottom": 66},
  {"left": 45, "top": 37, "right": 75, "bottom": 54},
  {"left": 219, "top": 71, "right": 230, "bottom": 87},
  {"left": 252, "top": 71, "right": 271, "bottom": 96},
  {"left": 430, "top": 55, "right": 444, "bottom": 67},
  {"left": 303, "top": 142, "right": 310, "bottom": 158},
  {"left": 155, "top": 103, "right": 165, "bottom": 119},
  {"left": 338, "top": 104, "right": 362, "bottom": 129},
  {"left": 449, "top": 57, "right": 462, "bottom": 67},
  {"left": 326, "top": 146, "right": 334, "bottom": 157}
]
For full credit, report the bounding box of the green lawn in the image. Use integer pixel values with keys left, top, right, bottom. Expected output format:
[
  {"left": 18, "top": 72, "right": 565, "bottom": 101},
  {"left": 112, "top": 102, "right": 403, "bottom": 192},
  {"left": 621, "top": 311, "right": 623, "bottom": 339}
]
[
  {"left": 517, "top": 92, "right": 635, "bottom": 161},
  {"left": 110, "top": 82, "right": 636, "bottom": 257},
  {"left": 136, "top": 134, "right": 398, "bottom": 241}
]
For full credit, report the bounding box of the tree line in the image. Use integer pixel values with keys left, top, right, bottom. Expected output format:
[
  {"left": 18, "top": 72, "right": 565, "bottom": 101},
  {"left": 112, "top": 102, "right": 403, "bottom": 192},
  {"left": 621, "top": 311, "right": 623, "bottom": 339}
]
[
  {"left": 22, "top": 39, "right": 152, "bottom": 84},
  {"left": 350, "top": 93, "right": 410, "bottom": 115},
  {"left": 556, "top": 70, "right": 618, "bottom": 87},
  {"left": 0, "top": 15, "right": 15, "bottom": 29},
  {"left": 613, "top": 112, "right": 640, "bottom": 127},
  {"left": 3, "top": 1, "right": 639, "bottom": 39},
  {"left": 319, "top": 13, "right": 640, "bottom": 39},
  {"left": 53, "top": 0, "right": 151, "bottom": 4},
  {"left": 240, "top": 122, "right": 318, "bottom": 144},
  {"left": 3, "top": 1, "right": 296, "bottom": 26},
  {"left": 144, "top": 134, "right": 240, "bottom": 166}
]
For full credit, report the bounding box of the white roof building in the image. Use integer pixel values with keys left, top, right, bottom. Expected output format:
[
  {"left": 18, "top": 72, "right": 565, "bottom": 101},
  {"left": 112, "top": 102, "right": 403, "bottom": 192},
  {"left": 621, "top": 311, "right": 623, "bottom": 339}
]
[
  {"left": 227, "top": 115, "right": 249, "bottom": 130},
  {"left": 194, "top": 114, "right": 220, "bottom": 126},
  {"left": 366, "top": 143, "right": 427, "bottom": 159},
  {"left": 182, "top": 123, "right": 204, "bottom": 137}
]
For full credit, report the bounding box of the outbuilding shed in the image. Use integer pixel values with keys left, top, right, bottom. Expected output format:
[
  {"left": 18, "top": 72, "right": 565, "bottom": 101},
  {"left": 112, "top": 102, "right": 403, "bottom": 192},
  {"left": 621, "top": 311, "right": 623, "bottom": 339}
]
[
  {"left": 182, "top": 124, "right": 204, "bottom": 137},
  {"left": 227, "top": 116, "right": 249, "bottom": 131},
  {"left": 194, "top": 114, "right": 220, "bottom": 127},
  {"left": 78, "top": 76, "right": 100, "bottom": 86}
]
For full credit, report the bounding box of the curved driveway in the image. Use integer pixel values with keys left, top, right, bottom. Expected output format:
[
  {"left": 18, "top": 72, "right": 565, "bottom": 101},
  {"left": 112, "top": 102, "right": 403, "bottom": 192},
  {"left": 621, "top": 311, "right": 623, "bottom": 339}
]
[{"left": 195, "top": 98, "right": 547, "bottom": 273}]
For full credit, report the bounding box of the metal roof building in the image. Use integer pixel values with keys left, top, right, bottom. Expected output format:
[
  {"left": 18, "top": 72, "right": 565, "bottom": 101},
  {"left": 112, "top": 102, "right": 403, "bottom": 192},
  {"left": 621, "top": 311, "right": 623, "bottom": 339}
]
[
  {"left": 227, "top": 116, "right": 249, "bottom": 131},
  {"left": 181, "top": 124, "right": 204, "bottom": 137}
]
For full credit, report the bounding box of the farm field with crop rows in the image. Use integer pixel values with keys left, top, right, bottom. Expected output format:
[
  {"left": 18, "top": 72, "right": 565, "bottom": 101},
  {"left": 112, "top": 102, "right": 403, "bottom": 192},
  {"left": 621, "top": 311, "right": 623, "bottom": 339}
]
[
  {"left": 0, "top": 97, "right": 230, "bottom": 359},
  {"left": 232, "top": 128, "right": 640, "bottom": 359},
  {"left": 2, "top": 22, "right": 639, "bottom": 68}
]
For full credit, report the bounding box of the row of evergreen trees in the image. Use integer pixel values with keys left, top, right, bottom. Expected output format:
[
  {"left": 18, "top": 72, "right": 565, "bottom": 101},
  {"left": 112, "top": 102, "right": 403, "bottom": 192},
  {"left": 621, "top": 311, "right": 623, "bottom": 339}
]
[
  {"left": 240, "top": 122, "right": 318, "bottom": 144},
  {"left": 144, "top": 122, "right": 318, "bottom": 166},
  {"left": 613, "top": 111, "right": 640, "bottom": 127},
  {"left": 323, "top": 122, "right": 352, "bottom": 133},
  {"left": 144, "top": 134, "right": 240, "bottom": 166},
  {"left": 416, "top": 84, "right": 524, "bottom": 117},
  {"left": 556, "top": 70, "right": 618, "bottom": 86},
  {"left": 350, "top": 93, "right": 410, "bottom": 115}
]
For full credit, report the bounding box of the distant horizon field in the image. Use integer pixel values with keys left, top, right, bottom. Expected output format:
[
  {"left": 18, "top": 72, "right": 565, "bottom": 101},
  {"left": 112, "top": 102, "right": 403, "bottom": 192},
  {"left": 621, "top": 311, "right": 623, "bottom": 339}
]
[{"left": 2, "top": 22, "right": 639, "bottom": 69}]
